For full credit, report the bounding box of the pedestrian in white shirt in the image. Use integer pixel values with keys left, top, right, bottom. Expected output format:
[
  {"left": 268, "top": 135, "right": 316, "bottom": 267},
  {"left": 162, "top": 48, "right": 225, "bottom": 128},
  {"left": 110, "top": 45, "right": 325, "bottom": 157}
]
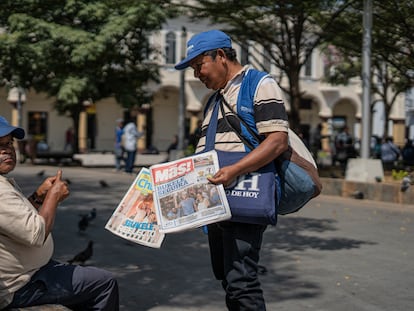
[{"left": 122, "top": 117, "right": 143, "bottom": 174}]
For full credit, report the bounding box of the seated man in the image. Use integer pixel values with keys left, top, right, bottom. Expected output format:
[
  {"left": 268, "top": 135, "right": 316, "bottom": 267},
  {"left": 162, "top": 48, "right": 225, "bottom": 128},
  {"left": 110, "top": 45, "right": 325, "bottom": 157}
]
[{"left": 0, "top": 116, "right": 119, "bottom": 310}]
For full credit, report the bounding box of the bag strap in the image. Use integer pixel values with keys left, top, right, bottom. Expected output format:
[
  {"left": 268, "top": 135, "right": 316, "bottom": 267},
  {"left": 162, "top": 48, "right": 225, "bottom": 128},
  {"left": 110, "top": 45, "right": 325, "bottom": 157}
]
[
  {"left": 221, "top": 99, "right": 289, "bottom": 165},
  {"left": 220, "top": 98, "right": 260, "bottom": 151},
  {"left": 204, "top": 93, "right": 222, "bottom": 151}
]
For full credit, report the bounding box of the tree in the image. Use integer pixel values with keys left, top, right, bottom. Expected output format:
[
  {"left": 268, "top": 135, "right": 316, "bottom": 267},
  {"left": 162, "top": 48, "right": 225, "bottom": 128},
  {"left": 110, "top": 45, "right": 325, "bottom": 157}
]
[
  {"left": 374, "top": 0, "right": 414, "bottom": 81},
  {"left": 0, "top": 0, "right": 173, "bottom": 152},
  {"left": 322, "top": 0, "right": 414, "bottom": 136},
  {"left": 179, "top": 0, "right": 357, "bottom": 131}
]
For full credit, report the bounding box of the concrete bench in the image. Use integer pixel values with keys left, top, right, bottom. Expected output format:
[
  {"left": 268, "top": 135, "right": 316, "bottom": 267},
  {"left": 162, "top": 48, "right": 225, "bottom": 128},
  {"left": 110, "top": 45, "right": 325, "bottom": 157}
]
[
  {"left": 9, "top": 305, "right": 71, "bottom": 311},
  {"left": 33, "top": 151, "right": 77, "bottom": 165},
  {"left": 73, "top": 151, "right": 168, "bottom": 167}
]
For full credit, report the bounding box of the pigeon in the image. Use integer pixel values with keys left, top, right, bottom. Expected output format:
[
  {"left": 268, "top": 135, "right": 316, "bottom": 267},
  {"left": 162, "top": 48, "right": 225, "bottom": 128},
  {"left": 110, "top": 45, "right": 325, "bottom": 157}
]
[
  {"left": 99, "top": 180, "right": 109, "bottom": 188},
  {"left": 36, "top": 170, "right": 45, "bottom": 177},
  {"left": 351, "top": 190, "right": 364, "bottom": 200},
  {"left": 68, "top": 241, "right": 94, "bottom": 265},
  {"left": 87, "top": 208, "right": 97, "bottom": 222},
  {"left": 400, "top": 176, "right": 411, "bottom": 192},
  {"left": 375, "top": 176, "right": 382, "bottom": 183},
  {"left": 78, "top": 214, "right": 89, "bottom": 232}
]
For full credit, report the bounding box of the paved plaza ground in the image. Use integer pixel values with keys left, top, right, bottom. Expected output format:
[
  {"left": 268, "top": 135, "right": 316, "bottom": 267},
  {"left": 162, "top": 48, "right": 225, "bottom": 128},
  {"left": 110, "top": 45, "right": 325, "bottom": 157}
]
[{"left": 9, "top": 164, "right": 414, "bottom": 311}]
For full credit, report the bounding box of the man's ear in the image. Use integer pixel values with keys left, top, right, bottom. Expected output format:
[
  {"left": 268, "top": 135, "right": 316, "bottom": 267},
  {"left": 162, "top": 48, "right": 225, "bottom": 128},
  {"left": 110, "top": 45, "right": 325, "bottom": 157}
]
[{"left": 216, "top": 48, "right": 226, "bottom": 61}]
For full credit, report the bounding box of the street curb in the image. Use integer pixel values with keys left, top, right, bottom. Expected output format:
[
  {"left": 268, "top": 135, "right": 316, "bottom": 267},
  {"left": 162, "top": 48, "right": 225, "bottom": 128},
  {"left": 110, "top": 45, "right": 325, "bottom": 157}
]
[{"left": 321, "top": 177, "right": 414, "bottom": 204}]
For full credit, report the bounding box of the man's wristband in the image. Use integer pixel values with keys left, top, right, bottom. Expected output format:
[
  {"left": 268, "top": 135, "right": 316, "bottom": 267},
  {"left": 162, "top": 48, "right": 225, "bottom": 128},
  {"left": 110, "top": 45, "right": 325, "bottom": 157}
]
[{"left": 30, "top": 192, "right": 44, "bottom": 205}]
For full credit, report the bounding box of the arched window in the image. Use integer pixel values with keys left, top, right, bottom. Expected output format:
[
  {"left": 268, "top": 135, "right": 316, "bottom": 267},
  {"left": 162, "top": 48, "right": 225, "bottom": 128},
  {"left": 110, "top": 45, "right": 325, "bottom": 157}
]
[
  {"left": 165, "top": 31, "right": 176, "bottom": 64},
  {"left": 304, "top": 53, "right": 313, "bottom": 77}
]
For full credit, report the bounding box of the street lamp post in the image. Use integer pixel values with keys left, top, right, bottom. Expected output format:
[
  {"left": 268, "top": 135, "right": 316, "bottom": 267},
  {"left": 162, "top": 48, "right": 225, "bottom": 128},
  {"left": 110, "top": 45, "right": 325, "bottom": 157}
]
[
  {"left": 345, "top": 0, "right": 384, "bottom": 183},
  {"left": 361, "top": 0, "right": 372, "bottom": 159}
]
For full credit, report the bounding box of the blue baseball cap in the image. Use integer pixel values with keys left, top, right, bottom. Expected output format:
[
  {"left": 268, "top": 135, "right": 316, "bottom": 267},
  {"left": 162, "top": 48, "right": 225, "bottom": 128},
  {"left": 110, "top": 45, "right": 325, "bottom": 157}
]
[
  {"left": 0, "top": 116, "right": 25, "bottom": 139},
  {"left": 175, "top": 30, "right": 232, "bottom": 70}
]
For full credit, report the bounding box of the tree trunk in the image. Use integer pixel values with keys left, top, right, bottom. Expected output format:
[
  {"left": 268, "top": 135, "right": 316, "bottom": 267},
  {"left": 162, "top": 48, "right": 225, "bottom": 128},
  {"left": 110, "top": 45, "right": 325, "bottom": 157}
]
[
  {"left": 287, "top": 71, "right": 302, "bottom": 132},
  {"left": 70, "top": 110, "right": 81, "bottom": 154},
  {"left": 383, "top": 103, "right": 391, "bottom": 138}
]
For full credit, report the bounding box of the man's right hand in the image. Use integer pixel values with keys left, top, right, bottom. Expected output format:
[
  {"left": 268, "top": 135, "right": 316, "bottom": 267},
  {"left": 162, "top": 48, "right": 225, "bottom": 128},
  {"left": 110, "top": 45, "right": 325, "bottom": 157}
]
[
  {"left": 37, "top": 170, "right": 70, "bottom": 239},
  {"left": 47, "top": 170, "right": 70, "bottom": 203}
]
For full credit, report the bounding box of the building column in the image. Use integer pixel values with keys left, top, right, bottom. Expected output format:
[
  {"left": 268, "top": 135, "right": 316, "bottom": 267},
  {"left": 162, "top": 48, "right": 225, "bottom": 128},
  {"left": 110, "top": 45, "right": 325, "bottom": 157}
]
[
  {"left": 78, "top": 111, "right": 88, "bottom": 153},
  {"left": 10, "top": 109, "right": 19, "bottom": 128},
  {"left": 189, "top": 113, "right": 199, "bottom": 135},
  {"left": 392, "top": 119, "right": 406, "bottom": 147},
  {"left": 10, "top": 108, "right": 21, "bottom": 160},
  {"left": 137, "top": 111, "right": 146, "bottom": 151},
  {"left": 320, "top": 117, "right": 331, "bottom": 152},
  {"left": 354, "top": 117, "right": 361, "bottom": 141}
]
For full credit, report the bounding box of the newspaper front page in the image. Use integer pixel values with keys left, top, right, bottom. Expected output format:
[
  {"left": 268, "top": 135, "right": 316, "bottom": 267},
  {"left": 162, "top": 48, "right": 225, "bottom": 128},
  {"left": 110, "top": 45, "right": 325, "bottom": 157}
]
[
  {"left": 150, "top": 150, "right": 231, "bottom": 233},
  {"left": 105, "top": 168, "right": 165, "bottom": 248}
]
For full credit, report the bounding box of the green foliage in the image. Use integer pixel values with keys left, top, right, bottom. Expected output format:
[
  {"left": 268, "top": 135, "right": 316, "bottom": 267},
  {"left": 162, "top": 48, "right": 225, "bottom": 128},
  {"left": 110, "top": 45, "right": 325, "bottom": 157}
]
[
  {"left": 0, "top": 0, "right": 173, "bottom": 116},
  {"left": 184, "top": 144, "right": 195, "bottom": 156},
  {"left": 392, "top": 169, "right": 408, "bottom": 180}
]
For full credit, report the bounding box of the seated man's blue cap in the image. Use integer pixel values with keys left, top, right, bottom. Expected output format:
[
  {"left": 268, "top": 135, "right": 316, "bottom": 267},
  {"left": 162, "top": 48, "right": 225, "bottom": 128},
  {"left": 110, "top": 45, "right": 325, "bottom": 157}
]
[
  {"left": 0, "top": 116, "right": 25, "bottom": 139},
  {"left": 175, "top": 30, "right": 232, "bottom": 70}
]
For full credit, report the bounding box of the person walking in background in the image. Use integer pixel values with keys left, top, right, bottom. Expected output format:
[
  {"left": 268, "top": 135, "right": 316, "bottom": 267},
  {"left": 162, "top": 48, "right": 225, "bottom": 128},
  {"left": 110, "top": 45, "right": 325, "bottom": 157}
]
[
  {"left": 0, "top": 116, "right": 119, "bottom": 310},
  {"left": 114, "top": 118, "right": 124, "bottom": 172},
  {"left": 122, "top": 117, "right": 143, "bottom": 174},
  {"left": 333, "top": 125, "right": 356, "bottom": 174},
  {"left": 310, "top": 123, "right": 323, "bottom": 159},
  {"left": 64, "top": 126, "right": 74, "bottom": 152},
  {"left": 371, "top": 135, "right": 382, "bottom": 159},
  {"left": 402, "top": 139, "right": 414, "bottom": 167},
  {"left": 175, "top": 30, "right": 289, "bottom": 310},
  {"left": 381, "top": 136, "right": 401, "bottom": 170}
]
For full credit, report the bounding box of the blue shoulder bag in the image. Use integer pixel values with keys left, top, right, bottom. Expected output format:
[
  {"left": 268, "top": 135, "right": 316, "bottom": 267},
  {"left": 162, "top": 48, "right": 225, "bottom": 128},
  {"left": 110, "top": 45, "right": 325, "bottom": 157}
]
[{"left": 203, "top": 94, "right": 278, "bottom": 225}]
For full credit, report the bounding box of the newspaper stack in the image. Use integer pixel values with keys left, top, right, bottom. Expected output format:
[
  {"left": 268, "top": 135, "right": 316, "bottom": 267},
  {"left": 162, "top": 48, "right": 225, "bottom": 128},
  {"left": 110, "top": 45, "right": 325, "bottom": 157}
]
[
  {"left": 105, "top": 168, "right": 165, "bottom": 248},
  {"left": 150, "top": 150, "right": 231, "bottom": 233}
]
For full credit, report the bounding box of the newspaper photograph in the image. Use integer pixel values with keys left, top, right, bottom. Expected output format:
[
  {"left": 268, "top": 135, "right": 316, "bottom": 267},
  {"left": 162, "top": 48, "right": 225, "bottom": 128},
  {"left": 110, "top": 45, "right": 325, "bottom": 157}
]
[
  {"left": 105, "top": 167, "right": 165, "bottom": 248},
  {"left": 150, "top": 150, "right": 231, "bottom": 233}
]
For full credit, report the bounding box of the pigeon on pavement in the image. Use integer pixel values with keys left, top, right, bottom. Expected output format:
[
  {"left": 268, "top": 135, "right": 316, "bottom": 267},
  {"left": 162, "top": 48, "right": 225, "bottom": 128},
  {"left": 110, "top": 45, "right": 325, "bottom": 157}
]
[
  {"left": 87, "top": 208, "right": 97, "bottom": 222},
  {"left": 99, "top": 180, "right": 109, "bottom": 188},
  {"left": 400, "top": 176, "right": 411, "bottom": 192},
  {"left": 78, "top": 214, "right": 89, "bottom": 233},
  {"left": 351, "top": 190, "right": 364, "bottom": 200},
  {"left": 68, "top": 241, "right": 94, "bottom": 265}
]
